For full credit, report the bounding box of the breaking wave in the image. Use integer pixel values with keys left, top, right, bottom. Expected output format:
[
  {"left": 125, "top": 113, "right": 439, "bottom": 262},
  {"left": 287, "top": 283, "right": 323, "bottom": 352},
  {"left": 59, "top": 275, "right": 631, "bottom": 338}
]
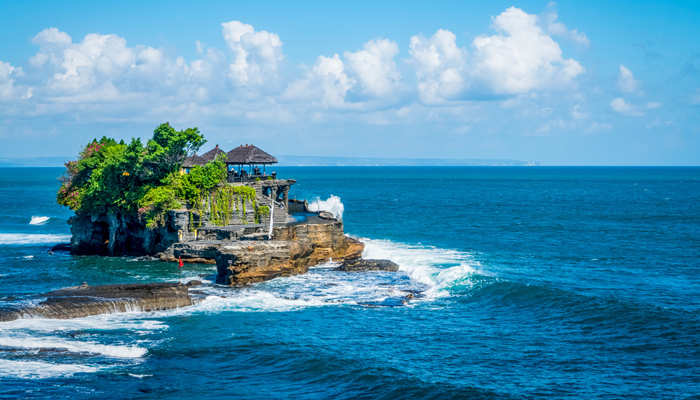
[
  {"left": 0, "top": 359, "right": 100, "bottom": 379},
  {"left": 0, "top": 237, "right": 485, "bottom": 379},
  {"left": 0, "top": 233, "right": 71, "bottom": 245},
  {"left": 308, "top": 195, "right": 344, "bottom": 220},
  {"left": 169, "top": 237, "right": 484, "bottom": 314},
  {"left": 0, "top": 335, "right": 146, "bottom": 359},
  {"left": 0, "top": 315, "right": 165, "bottom": 379},
  {"left": 361, "top": 238, "right": 484, "bottom": 298},
  {"left": 28, "top": 216, "right": 50, "bottom": 225}
]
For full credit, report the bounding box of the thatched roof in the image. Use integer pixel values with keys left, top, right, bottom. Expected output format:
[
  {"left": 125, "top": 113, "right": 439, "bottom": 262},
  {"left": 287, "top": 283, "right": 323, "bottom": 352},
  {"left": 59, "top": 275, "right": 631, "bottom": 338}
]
[
  {"left": 200, "top": 144, "right": 226, "bottom": 162},
  {"left": 226, "top": 144, "right": 277, "bottom": 165},
  {"left": 182, "top": 145, "right": 225, "bottom": 168},
  {"left": 182, "top": 154, "right": 205, "bottom": 168}
]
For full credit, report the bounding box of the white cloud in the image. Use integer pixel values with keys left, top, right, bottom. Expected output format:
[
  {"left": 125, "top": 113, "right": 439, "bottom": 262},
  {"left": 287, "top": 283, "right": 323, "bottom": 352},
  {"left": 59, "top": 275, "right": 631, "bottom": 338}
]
[
  {"left": 646, "top": 101, "right": 661, "bottom": 109},
  {"left": 2, "top": 9, "right": 590, "bottom": 136},
  {"left": 284, "top": 54, "right": 354, "bottom": 108},
  {"left": 409, "top": 29, "right": 467, "bottom": 103},
  {"left": 344, "top": 38, "right": 400, "bottom": 97},
  {"left": 407, "top": 7, "right": 584, "bottom": 103},
  {"left": 221, "top": 21, "right": 283, "bottom": 86},
  {"left": 610, "top": 97, "right": 643, "bottom": 116},
  {"left": 0, "top": 61, "right": 31, "bottom": 101},
  {"left": 617, "top": 65, "right": 639, "bottom": 94},
  {"left": 543, "top": 3, "right": 590, "bottom": 46},
  {"left": 285, "top": 38, "right": 401, "bottom": 108},
  {"left": 472, "top": 7, "right": 584, "bottom": 95},
  {"left": 311, "top": 54, "right": 354, "bottom": 107}
]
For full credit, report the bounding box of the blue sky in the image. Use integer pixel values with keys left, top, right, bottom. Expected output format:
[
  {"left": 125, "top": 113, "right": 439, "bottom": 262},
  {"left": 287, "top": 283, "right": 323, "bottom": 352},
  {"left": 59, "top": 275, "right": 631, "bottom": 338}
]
[{"left": 0, "top": 0, "right": 698, "bottom": 164}]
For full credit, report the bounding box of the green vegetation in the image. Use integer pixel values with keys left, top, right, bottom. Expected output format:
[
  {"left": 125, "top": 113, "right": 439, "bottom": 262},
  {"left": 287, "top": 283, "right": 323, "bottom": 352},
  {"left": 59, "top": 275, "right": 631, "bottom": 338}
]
[{"left": 57, "top": 122, "right": 267, "bottom": 228}]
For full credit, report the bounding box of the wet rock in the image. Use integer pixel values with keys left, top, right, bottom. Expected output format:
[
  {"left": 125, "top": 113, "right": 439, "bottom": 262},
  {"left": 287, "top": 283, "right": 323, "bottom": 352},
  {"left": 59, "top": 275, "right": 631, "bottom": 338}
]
[
  {"left": 215, "top": 221, "right": 364, "bottom": 286},
  {"left": 49, "top": 243, "right": 72, "bottom": 252},
  {"left": 317, "top": 211, "right": 336, "bottom": 220},
  {"left": 337, "top": 258, "right": 399, "bottom": 272},
  {"left": 0, "top": 283, "right": 194, "bottom": 322}
]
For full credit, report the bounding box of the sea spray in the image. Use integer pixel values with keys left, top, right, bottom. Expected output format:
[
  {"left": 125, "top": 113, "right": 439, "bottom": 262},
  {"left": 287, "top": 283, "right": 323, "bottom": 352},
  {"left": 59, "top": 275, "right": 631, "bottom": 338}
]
[
  {"left": 28, "top": 216, "right": 50, "bottom": 225},
  {"left": 308, "top": 195, "right": 344, "bottom": 220},
  {"left": 361, "top": 238, "right": 484, "bottom": 298}
]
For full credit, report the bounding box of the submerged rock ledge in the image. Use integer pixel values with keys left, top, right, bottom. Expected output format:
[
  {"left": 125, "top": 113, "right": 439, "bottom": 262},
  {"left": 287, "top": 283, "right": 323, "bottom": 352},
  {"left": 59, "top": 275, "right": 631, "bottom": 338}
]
[{"left": 0, "top": 282, "right": 200, "bottom": 322}]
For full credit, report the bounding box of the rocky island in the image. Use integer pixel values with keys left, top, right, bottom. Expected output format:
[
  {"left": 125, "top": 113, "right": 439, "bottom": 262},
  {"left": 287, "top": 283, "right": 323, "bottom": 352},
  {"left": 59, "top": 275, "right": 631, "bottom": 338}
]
[{"left": 33, "top": 123, "right": 398, "bottom": 319}]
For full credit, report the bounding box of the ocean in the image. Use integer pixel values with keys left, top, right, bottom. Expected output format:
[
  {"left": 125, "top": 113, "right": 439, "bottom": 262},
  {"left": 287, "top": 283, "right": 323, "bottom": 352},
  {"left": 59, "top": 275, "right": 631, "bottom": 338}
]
[{"left": 0, "top": 166, "right": 698, "bottom": 399}]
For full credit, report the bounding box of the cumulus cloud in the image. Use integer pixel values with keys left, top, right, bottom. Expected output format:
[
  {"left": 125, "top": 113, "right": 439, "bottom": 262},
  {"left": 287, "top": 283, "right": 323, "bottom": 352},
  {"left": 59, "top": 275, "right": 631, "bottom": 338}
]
[
  {"left": 408, "top": 7, "right": 583, "bottom": 103},
  {"left": 542, "top": 3, "right": 590, "bottom": 46},
  {"left": 617, "top": 65, "right": 639, "bottom": 94},
  {"left": 344, "top": 39, "right": 400, "bottom": 97},
  {"left": 0, "top": 61, "right": 31, "bottom": 101},
  {"left": 221, "top": 21, "right": 283, "bottom": 87},
  {"left": 409, "top": 29, "right": 467, "bottom": 103},
  {"left": 2, "top": 8, "right": 589, "bottom": 133},
  {"left": 472, "top": 7, "right": 584, "bottom": 95},
  {"left": 285, "top": 38, "right": 400, "bottom": 108},
  {"left": 610, "top": 97, "right": 643, "bottom": 116}
]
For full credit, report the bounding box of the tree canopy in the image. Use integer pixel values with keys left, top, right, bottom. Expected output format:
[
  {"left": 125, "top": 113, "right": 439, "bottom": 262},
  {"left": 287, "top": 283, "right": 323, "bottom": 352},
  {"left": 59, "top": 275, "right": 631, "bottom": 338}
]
[{"left": 57, "top": 122, "right": 229, "bottom": 227}]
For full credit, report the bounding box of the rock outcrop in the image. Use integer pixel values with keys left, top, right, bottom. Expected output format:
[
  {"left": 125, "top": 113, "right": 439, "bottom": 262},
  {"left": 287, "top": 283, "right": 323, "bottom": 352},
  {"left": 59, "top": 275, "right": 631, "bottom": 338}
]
[
  {"left": 215, "top": 220, "right": 364, "bottom": 286},
  {"left": 69, "top": 210, "right": 185, "bottom": 256},
  {"left": 0, "top": 282, "right": 199, "bottom": 322},
  {"left": 337, "top": 258, "right": 399, "bottom": 272}
]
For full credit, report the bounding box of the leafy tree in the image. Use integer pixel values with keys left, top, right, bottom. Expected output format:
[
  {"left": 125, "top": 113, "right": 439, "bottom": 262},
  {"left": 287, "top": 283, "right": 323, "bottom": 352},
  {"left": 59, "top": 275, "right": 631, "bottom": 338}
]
[{"left": 57, "top": 122, "right": 217, "bottom": 228}]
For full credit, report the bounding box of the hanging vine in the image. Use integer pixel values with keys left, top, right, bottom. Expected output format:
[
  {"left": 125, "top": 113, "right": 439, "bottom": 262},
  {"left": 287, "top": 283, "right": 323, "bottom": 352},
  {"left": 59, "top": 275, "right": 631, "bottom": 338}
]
[
  {"left": 255, "top": 205, "right": 270, "bottom": 224},
  {"left": 204, "top": 185, "right": 257, "bottom": 226}
]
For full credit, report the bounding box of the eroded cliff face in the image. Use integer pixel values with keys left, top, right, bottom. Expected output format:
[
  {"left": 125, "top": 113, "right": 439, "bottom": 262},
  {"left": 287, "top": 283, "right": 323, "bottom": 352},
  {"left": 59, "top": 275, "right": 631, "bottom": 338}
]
[{"left": 69, "top": 210, "right": 187, "bottom": 256}]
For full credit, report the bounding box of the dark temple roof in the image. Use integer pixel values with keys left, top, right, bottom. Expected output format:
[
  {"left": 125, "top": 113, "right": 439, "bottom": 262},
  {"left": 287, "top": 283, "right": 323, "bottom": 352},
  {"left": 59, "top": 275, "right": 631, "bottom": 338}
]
[
  {"left": 182, "top": 145, "right": 225, "bottom": 168},
  {"left": 225, "top": 144, "right": 278, "bottom": 165},
  {"left": 182, "top": 154, "right": 205, "bottom": 168},
  {"left": 200, "top": 144, "right": 226, "bottom": 162}
]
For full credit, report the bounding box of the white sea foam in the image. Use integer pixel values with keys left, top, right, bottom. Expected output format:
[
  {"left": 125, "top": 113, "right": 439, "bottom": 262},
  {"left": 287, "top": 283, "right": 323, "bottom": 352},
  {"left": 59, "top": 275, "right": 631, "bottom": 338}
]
[
  {"left": 0, "top": 359, "right": 100, "bottom": 379},
  {"left": 308, "top": 195, "right": 344, "bottom": 220},
  {"left": 0, "top": 314, "right": 167, "bottom": 379},
  {"left": 0, "top": 314, "right": 168, "bottom": 334},
  {"left": 361, "top": 237, "right": 483, "bottom": 298},
  {"left": 0, "top": 335, "right": 147, "bottom": 358},
  {"left": 29, "top": 216, "right": 50, "bottom": 225},
  {"left": 0, "top": 233, "right": 70, "bottom": 245},
  {"left": 152, "top": 237, "right": 484, "bottom": 314}
]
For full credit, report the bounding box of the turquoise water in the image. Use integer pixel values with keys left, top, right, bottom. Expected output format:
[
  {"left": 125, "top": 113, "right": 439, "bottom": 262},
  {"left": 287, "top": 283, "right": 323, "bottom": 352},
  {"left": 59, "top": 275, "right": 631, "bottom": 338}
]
[{"left": 0, "top": 166, "right": 698, "bottom": 399}]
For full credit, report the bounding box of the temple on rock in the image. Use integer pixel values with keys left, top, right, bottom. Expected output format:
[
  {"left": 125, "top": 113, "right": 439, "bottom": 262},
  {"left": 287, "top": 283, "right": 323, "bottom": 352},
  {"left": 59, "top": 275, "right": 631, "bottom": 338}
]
[{"left": 178, "top": 144, "right": 297, "bottom": 240}]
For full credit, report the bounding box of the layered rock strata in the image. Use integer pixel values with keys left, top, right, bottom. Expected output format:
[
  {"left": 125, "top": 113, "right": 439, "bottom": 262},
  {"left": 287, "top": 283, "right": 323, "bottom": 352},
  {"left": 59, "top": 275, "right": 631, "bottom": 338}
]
[{"left": 0, "top": 282, "right": 199, "bottom": 322}]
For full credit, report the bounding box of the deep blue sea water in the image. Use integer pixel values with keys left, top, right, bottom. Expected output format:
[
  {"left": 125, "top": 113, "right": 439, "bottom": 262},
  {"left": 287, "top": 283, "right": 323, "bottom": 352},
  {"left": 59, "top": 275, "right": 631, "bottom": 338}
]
[{"left": 0, "top": 166, "right": 698, "bottom": 399}]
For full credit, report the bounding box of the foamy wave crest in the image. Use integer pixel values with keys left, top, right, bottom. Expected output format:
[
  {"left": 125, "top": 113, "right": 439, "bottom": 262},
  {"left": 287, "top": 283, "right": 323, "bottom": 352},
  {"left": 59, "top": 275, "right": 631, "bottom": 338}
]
[
  {"left": 0, "top": 314, "right": 168, "bottom": 334},
  {"left": 0, "top": 233, "right": 70, "bottom": 245},
  {"left": 0, "top": 314, "right": 165, "bottom": 379},
  {"left": 29, "top": 216, "right": 50, "bottom": 225},
  {"left": 0, "top": 335, "right": 146, "bottom": 358},
  {"left": 361, "top": 238, "right": 484, "bottom": 298},
  {"left": 308, "top": 195, "right": 344, "bottom": 220},
  {"left": 0, "top": 359, "right": 100, "bottom": 379}
]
